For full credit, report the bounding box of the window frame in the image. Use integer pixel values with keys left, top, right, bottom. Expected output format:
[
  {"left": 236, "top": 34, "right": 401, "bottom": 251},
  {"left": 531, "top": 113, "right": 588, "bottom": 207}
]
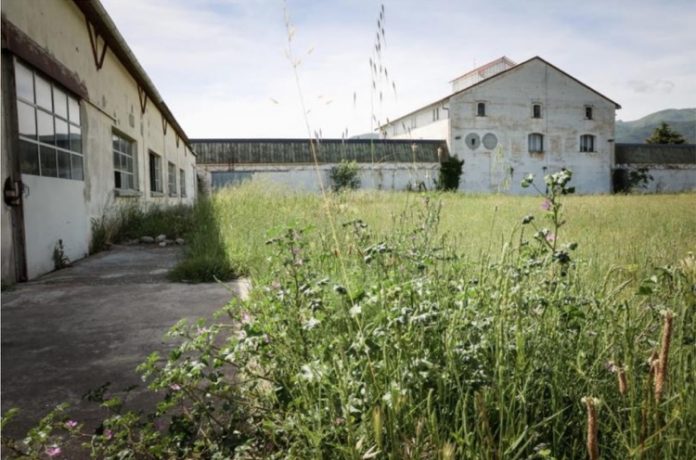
[
  {"left": 580, "top": 134, "right": 596, "bottom": 152},
  {"left": 149, "top": 151, "right": 163, "bottom": 194},
  {"left": 532, "top": 103, "right": 542, "bottom": 119},
  {"left": 179, "top": 169, "right": 186, "bottom": 197},
  {"left": 528, "top": 133, "right": 544, "bottom": 153},
  {"left": 112, "top": 130, "right": 138, "bottom": 191},
  {"left": 167, "top": 161, "right": 177, "bottom": 197},
  {"left": 432, "top": 107, "right": 440, "bottom": 122},
  {"left": 15, "top": 59, "right": 84, "bottom": 180},
  {"left": 585, "top": 105, "right": 593, "bottom": 120},
  {"left": 476, "top": 102, "right": 486, "bottom": 117}
]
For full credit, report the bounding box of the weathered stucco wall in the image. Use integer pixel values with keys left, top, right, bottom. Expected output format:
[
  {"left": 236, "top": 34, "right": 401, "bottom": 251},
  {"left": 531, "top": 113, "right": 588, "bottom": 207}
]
[
  {"left": 2, "top": 0, "right": 196, "bottom": 281},
  {"left": 385, "top": 102, "right": 450, "bottom": 144},
  {"left": 449, "top": 58, "right": 616, "bottom": 194}
]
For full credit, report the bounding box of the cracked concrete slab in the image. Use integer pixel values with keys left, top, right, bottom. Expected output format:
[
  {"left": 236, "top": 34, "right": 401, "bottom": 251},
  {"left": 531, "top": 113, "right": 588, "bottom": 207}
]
[{"left": 1, "top": 244, "right": 247, "bottom": 439}]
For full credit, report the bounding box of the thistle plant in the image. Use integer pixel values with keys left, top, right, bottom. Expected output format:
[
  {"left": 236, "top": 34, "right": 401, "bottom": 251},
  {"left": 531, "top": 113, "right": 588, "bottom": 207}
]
[{"left": 521, "top": 169, "right": 578, "bottom": 271}]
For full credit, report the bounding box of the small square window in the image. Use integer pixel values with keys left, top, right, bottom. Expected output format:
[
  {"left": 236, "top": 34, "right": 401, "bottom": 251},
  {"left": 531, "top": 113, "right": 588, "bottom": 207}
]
[
  {"left": 585, "top": 106, "right": 593, "bottom": 120},
  {"left": 533, "top": 104, "right": 542, "bottom": 119},
  {"left": 477, "top": 102, "right": 486, "bottom": 117}
]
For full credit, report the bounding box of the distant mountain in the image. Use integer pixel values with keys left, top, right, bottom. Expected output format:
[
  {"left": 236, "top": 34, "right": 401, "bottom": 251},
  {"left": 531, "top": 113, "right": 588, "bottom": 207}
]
[{"left": 616, "top": 108, "right": 696, "bottom": 144}]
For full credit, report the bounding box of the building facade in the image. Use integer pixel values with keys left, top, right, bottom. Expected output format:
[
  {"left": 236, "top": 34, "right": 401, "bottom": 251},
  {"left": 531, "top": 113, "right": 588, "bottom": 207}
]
[
  {"left": 382, "top": 57, "right": 621, "bottom": 194},
  {"left": 2, "top": 0, "right": 197, "bottom": 283}
]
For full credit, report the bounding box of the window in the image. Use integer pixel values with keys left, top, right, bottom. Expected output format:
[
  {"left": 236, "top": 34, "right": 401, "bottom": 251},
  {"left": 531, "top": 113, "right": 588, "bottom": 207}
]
[
  {"left": 15, "top": 60, "right": 83, "bottom": 180},
  {"left": 179, "top": 169, "right": 186, "bottom": 197},
  {"left": 410, "top": 117, "right": 417, "bottom": 129},
  {"left": 528, "top": 133, "right": 544, "bottom": 153},
  {"left": 585, "top": 106, "right": 593, "bottom": 120},
  {"left": 168, "top": 162, "right": 177, "bottom": 196},
  {"left": 113, "top": 131, "right": 137, "bottom": 190},
  {"left": 580, "top": 134, "right": 596, "bottom": 152},
  {"left": 432, "top": 107, "right": 440, "bottom": 121},
  {"left": 477, "top": 102, "right": 486, "bottom": 117},
  {"left": 532, "top": 104, "right": 542, "bottom": 119},
  {"left": 149, "top": 152, "right": 162, "bottom": 193}
]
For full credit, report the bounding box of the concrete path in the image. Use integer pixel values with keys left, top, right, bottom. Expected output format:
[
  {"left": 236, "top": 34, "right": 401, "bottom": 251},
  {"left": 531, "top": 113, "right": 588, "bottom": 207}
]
[{"left": 1, "top": 244, "right": 247, "bottom": 438}]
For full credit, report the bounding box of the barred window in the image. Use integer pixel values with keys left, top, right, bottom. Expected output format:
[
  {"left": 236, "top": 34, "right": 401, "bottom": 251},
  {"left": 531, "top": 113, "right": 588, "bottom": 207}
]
[
  {"left": 15, "top": 60, "right": 83, "bottom": 180},
  {"left": 179, "top": 169, "right": 186, "bottom": 197}
]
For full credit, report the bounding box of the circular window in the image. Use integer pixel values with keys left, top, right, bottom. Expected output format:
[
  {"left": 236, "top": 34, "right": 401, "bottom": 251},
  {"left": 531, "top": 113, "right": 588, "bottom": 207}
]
[
  {"left": 482, "top": 133, "right": 498, "bottom": 150},
  {"left": 465, "top": 133, "right": 480, "bottom": 150}
]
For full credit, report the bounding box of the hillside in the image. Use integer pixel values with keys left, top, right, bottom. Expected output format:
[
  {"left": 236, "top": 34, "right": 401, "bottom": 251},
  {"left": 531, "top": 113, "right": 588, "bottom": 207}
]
[{"left": 616, "top": 108, "right": 696, "bottom": 143}]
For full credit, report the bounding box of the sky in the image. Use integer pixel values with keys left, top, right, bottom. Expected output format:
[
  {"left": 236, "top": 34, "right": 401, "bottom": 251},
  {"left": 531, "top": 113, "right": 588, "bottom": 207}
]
[{"left": 100, "top": 0, "right": 696, "bottom": 139}]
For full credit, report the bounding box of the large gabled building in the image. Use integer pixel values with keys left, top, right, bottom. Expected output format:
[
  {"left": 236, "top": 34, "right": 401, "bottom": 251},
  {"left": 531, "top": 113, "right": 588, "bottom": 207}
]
[
  {"left": 381, "top": 56, "right": 621, "bottom": 194},
  {"left": 2, "top": 0, "right": 197, "bottom": 283}
]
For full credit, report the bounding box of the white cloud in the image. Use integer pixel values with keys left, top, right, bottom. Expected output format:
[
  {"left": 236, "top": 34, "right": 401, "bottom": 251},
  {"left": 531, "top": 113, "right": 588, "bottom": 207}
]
[{"left": 100, "top": 0, "right": 696, "bottom": 137}]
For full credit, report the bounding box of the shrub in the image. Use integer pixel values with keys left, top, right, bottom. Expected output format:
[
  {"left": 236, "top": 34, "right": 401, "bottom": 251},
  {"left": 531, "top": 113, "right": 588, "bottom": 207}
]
[
  {"left": 436, "top": 155, "right": 464, "bottom": 191},
  {"left": 329, "top": 160, "right": 360, "bottom": 191}
]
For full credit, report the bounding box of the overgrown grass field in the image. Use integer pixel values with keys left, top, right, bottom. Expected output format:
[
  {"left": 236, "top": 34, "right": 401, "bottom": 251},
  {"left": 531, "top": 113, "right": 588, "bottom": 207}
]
[
  {"left": 200, "top": 181, "right": 696, "bottom": 284},
  {"left": 5, "top": 178, "right": 695, "bottom": 459}
]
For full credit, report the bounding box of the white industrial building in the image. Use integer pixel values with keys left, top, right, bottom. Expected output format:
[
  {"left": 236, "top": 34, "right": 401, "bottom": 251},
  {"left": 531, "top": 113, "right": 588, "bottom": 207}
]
[
  {"left": 381, "top": 56, "right": 621, "bottom": 194},
  {"left": 2, "top": 0, "right": 197, "bottom": 283}
]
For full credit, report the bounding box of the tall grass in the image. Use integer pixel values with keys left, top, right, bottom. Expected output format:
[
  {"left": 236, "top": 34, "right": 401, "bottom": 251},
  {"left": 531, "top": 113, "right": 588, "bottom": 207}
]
[
  {"left": 4, "top": 183, "right": 695, "bottom": 458},
  {"left": 204, "top": 182, "right": 696, "bottom": 284}
]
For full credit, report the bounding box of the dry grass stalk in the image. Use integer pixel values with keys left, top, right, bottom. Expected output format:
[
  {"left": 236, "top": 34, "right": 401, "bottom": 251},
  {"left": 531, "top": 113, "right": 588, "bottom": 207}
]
[
  {"left": 654, "top": 310, "right": 674, "bottom": 403},
  {"left": 582, "top": 397, "right": 600, "bottom": 460},
  {"left": 608, "top": 360, "right": 628, "bottom": 396},
  {"left": 617, "top": 367, "right": 628, "bottom": 396}
]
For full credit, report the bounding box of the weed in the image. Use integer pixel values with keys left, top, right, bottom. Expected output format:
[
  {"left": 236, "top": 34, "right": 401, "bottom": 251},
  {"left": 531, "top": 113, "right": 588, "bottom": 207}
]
[{"left": 52, "top": 240, "right": 71, "bottom": 270}]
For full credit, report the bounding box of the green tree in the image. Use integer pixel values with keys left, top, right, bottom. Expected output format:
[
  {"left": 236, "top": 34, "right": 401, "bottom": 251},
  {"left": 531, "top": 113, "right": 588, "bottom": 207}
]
[{"left": 646, "top": 122, "right": 686, "bottom": 144}]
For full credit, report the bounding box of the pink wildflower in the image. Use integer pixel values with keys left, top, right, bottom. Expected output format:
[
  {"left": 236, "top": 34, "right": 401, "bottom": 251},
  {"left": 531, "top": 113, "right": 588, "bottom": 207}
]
[
  {"left": 104, "top": 429, "right": 113, "bottom": 440},
  {"left": 170, "top": 383, "right": 182, "bottom": 391},
  {"left": 546, "top": 232, "right": 556, "bottom": 243},
  {"left": 64, "top": 420, "right": 78, "bottom": 429},
  {"left": 241, "top": 312, "right": 251, "bottom": 324},
  {"left": 46, "top": 446, "right": 62, "bottom": 457},
  {"left": 541, "top": 199, "right": 551, "bottom": 211}
]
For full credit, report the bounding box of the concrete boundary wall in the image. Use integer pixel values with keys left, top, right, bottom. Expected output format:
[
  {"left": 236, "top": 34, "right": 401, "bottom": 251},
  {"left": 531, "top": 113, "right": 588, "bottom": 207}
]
[
  {"left": 613, "top": 143, "right": 696, "bottom": 193},
  {"left": 203, "top": 163, "right": 441, "bottom": 193}
]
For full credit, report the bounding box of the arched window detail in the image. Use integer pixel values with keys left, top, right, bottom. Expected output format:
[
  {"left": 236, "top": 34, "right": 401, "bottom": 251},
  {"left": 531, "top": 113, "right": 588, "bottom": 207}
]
[{"left": 528, "top": 133, "right": 544, "bottom": 153}]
